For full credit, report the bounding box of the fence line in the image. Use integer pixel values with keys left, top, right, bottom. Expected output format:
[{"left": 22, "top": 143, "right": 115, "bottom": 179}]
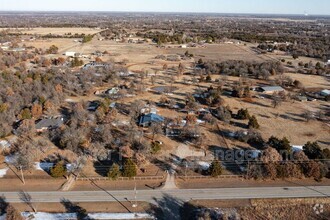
[
  {"left": 76, "top": 175, "right": 165, "bottom": 181},
  {"left": 177, "top": 174, "right": 244, "bottom": 179}
]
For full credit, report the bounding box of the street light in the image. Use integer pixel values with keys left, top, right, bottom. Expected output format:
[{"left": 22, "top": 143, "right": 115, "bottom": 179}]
[{"left": 132, "top": 177, "right": 137, "bottom": 208}]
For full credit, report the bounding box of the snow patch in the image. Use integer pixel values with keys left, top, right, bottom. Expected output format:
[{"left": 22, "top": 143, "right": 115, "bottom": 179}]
[
  {"left": 0, "top": 167, "right": 9, "bottom": 178},
  {"left": 5, "top": 154, "right": 17, "bottom": 164},
  {"left": 198, "top": 161, "right": 210, "bottom": 171},
  {"left": 34, "top": 162, "right": 54, "bottom": 171},
  {"left": 292, "top": 145, "right": 303, "bottom": 152},
  {"left": 21, "top": 212, "right": 154, "bottom": 220}
]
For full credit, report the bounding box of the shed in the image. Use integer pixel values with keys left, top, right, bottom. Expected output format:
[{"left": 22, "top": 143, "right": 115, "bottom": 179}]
[{"left": 260, "top": 86, "right": 284, "bottom": 94}]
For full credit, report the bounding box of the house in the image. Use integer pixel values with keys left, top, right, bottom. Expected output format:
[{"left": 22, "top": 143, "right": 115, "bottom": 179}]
[
  {"left": 82, "top": 62, "right": 108, "bottom": 70},
  {"left": 35, "top": 117, "right": 64, "bottom": 132},
  {"left": 259, "top": 86, "right": 284, "bottom": 94},
  {"left": 105, "top": 87, "right": 120, "bottom": 95},
  {"left": 296, "top": 95, "right": 308, "bottom": 102},
  {"left": 65, "top": 51, "right": 79, "bottom": 57},
  {"left": 320, "top": 89, "right": 330, "bottom": 97},
  {"left": 139, "top": 113, "right": 164, "bottom": 127}
]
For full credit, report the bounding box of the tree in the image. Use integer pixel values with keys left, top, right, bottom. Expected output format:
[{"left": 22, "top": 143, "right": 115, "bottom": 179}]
[
  {"left": 50, "top": 162, "right": 67, "bottom": 178},
  {"left": 302, "top": 110, "right": 314, "bottom": 122},
  {"left": 162, "top": 64, "right": 168, "bottom": 72},
  {"left": 260, "top": 147, "right": 282, "bottom": 163},
  {"left": 303, "top": 141, "right": 323, "bottom": 159},
  {"left": 268, "top": 136, "right": 291, "bottom": 158},
  {"left": 82, "top": 34, "right": 93, "bottom": 43},
  {"left": 248, "top": 115, "right": 260, "bottom": 129},
  {"left": 5, "top": 204, "right": 23, "bottom": 220},
  {"left": 208, "top": 160, "right": 222, "bottom": 177},
  {"left": 271, "top": 94, "right": 282, "bottom": 108},
  {"left": 276, "top": 162, "right": 302, "bottom": 179},
  {"left": 300, "top": 161, "right": 321, "bottom": 180},
  {"left": 31, "top": 103, "right": 43, "bottom": 119},
  {"left": 236, "top": 108, "right": 250, "bottom": 120},
  {"left": 178, "top": 63, "right": 185, "bottom": 75},
  {"left": 19, "top": 108, "right": 32, "bottom": 120},
  {"left": 46, "top": 45, "right": 59, "bottom": 54},
  {"left": 322, "top": 149, "right": 330, "bottom": 159},
  {"left": 107, "top": 163, "right": 120, "bottom": 180},
  {"left": 216, "top": 106, "right": 232, "bottom": 123},
  {"left": 122, "top": 158, "right": 137, "bottom": 178}
]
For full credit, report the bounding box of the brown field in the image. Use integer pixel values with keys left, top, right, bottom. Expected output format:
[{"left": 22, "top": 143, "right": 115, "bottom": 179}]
[
  {"left": 184, "top": 198, "right": 330, "bottom": 220},
  {"left": 166, "top": 43, "right": 269, "bottom": 62},
  {"left": 284, "top": 72, "right": 330, "bottom": 88},
  {"left": 2, "top": 27, "right": 102, "bottom": 35}
]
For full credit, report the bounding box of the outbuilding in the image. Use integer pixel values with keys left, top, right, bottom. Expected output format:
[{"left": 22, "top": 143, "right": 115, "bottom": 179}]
[{"left": 259, "top": 86, "right": 284, "bottom": 94}]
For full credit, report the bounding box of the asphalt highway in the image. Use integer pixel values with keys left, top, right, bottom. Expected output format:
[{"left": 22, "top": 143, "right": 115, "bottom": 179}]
[{"left": 1, "top": 186, "right": 329, "bottom": 203}]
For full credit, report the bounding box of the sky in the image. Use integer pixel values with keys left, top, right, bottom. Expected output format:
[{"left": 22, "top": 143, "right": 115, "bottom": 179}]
[{"left": 0, "top": 0, "right": 329, "bottom": 15}]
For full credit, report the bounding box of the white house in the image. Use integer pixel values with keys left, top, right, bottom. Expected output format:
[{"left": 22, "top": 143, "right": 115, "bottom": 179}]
[{"left": 320, "top": 89, "right": 330, "bottom": 97}]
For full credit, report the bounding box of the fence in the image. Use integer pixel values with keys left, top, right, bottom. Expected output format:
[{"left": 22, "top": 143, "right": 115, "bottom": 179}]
[
  {"left": 176, "top": 174, "right": 244, "bottom": 180},
  {"left": 76, "top": 175, "right": 165, "bottom": 181}
]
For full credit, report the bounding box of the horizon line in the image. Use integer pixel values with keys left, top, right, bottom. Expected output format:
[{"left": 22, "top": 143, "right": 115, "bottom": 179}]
[{"left": 0, "top": 10, "right": 329, "bottom": 17}]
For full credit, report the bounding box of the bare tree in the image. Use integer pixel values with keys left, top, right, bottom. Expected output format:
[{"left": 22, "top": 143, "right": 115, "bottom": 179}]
[{"left": 150, "top": 123, "right": 163, "bottom": 141}]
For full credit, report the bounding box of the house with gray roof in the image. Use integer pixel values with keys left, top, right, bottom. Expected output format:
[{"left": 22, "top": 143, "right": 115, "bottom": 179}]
[
  {"left": 259, "top": 86, "right": 284, "bottom": 94},
  {"left": 35, "top": 117, "right": 64, "bottom": 132}
]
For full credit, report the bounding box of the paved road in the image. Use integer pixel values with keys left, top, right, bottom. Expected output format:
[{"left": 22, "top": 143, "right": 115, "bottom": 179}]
[{"left": 1, "top": 186, "right": 329, "bottom": 203}]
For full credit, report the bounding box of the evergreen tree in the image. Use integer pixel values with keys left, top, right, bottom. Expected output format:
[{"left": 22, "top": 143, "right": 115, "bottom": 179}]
[
  {"left": 248, "top": 115, "right": 260, "bottom": 129},
  {"left": 208, "top": 160, "right": 222, "bottom": 177},
  {"left": 237, "top": 108, "right": 250, "bottom": 120},
  {"left": 122, "top": 159, "right": 137, "bottom": 178},
  {"left": 107, "top": 163, "right": 121, "bottom": 180},
  {"left": 50, "top": 162, "right": 66, "bottom": 178}
]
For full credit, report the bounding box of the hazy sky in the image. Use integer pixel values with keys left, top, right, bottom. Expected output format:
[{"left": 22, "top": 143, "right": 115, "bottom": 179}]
[{"left": 0, "top": 0, "right": 329, "bottom": 15}]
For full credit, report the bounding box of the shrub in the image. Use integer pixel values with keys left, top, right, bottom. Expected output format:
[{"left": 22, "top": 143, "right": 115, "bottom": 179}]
[
  {"left": 107, "top": 163, "right": 120, "bottom": 180},
  {"left": 5, "top": 204, "right": 23, "bottom": 220},
  {"left": 50, "top": 162, "right": 66, "bottom": 178},
  {"left": 151, "top": 142, "right": 161, "bottom": 154},
  {"left": 122, "top": 159, "right": 137, "bottom": 178}
]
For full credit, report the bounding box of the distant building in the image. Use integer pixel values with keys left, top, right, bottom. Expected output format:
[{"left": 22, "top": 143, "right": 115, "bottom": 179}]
[
  {"left": 65, "top": 51, "right": 80, "bottom": 57},
  {"left": 259, "top": 86, "right": 284, "bottom": 94},
  {"left": 139, "top": 113, "right": 164, "bottom": 127},
  {"left": 320, "top": 89, "right": 330, "bottom": 97},
  {"left": 35, "top": 117, "right": 64, "bottom": 132},
  {"left": 296, "top": 95, "right": 308, "bottom": 102}
]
